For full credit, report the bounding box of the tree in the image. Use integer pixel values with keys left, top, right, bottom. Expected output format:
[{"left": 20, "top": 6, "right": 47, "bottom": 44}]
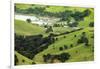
[
  {"left": 59, "top": 47, "right": 63, "bottom": 51},
  {"left": 15, "top": 55, "right": 18, "bottom": 65},
  {"left": 89, "top": 22, "right": 94, "bottom": 27},
  {"left": 58, "top": 52, "right": 70, "bottom": 62},
  {"left": 45, "top": 26, "right": 53, "bottom": 33},
  {"left": 70, "top": 44, "right": 73, "bottom": 48},
  {"left": 82, "top": 32, "right": 86, "bottom": 36},
  {"left": 63, "top": 36, "right": 66, "bottom": 38},
  {"left": 71, "top": 11, "right": 83, "bottom": 21},
  {"left": 22, "top": 59, "right": 25, "bottom": 62},
  {"left": 77, "top": 32, "right": 89, "bottom": 46},
  {"left": 83, "top": 9, "right": 91, "bottom": 17},
  {"left": 26, "top": 19, "right": 31, "bottom": 23},
  {"left": 64, "top": 45, "right": 68, "bottom": 49},
  {"left": 74, "top": 35, "right": 77, "bottom": 37},
  {"left": 32, "top": 62, "right": 36, "bottom": 64}
]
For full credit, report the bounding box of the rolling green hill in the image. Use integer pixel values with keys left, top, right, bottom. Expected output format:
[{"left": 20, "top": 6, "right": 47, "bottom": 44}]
[
  {"left": 14, "top": 4, "right": 94, "bottom": 65},
  {"left": 33, "top": 27, "right": 94, "bottom": 63},
  {"left": 15, "top": 20, "right": 45, "bottom": 36}
]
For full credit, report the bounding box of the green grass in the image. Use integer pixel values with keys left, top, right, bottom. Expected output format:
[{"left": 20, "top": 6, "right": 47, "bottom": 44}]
[
  {"left": 15, "top": 20, "right": 45, "bottom": 36},
  {"left": 15, "top": 4, "right": 94, "bottom": 65},
  {"left": 45, "top": 6, "right": 66, "bottom": 13},
  {"left": 53, "top": 27, "right": 73, "bottom": 33},
  {"left": 33, "top": 27, "right": 94, "bottom": 64},
  {"left": 15, "top": 4, "right": 32, "bottom": 10},
  {"left": 45, "top": 6, "right": 87, "bottom": 13},
  {"left": 15, "top": 51, "right": 33, "bottom": 65}
]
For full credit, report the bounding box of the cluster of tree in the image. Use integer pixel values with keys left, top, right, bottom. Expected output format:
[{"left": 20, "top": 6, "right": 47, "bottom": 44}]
[
  {"left": 77, "top": 32, "right": 89, "bottom": 46},
  {"left": 53, "top": 23, "right": 67, "bottom": 27},
  {"left": 15, "top": 5, "right": 91, "bottom": 23},
  {"left": 53, "top": 24, "right": 63, "bottom": 27},
  {"left": 15, "top": 6, "right": 71, "bottom": 18},
  {"left": 43, "top": 52, "right": 70, "bottom": 63},
  {"left": 45, "top": 26, "right": 53, "bottom": 33},
  {"left": 59, "top": 45, "right": 68, "bottom": 51},
  {"left": 59, "top": 28, "right": 83, "bottom": 36},
  {"left": 44, "top": 28, "right": 83, "bottom": 39},
  {"left": 14, "top": 55, "right": 18, "bottom": 65},
  {"left": 71, "top": 9, "right": 91, "bottom": 21},
  {"left": 15, "top": 33, "right": 55, "bottom": 59},
  {"left": 67, "top": 21, "right": 78, "bottom": 27}
]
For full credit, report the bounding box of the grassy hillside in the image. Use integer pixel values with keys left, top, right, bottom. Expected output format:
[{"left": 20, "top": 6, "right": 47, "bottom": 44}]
[
  {"left": 15, "top": 4, "right": 32, "bottom": 10},
  {"left": 45, "top": 6, "right": 87, "bottom": 13},
  {"left": 15, "top": 20, "right": 45, "bottom": 36},
  {"left": 15, "top": 51, "right": 33, "bottom": 65},
  {"left": 33, "top": 27, "right": 94, "bottom": 63},
  {"left": 14, "top": 4, "right": 94, "bottom": 65}
]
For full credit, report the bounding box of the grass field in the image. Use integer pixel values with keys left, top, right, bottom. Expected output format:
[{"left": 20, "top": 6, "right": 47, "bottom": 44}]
[
  {"left": 15, "top": 51, "right": 33, "bottom": 65},
  {"left": 15, "top": 20, "right": 45, "bottom": 36},
  {"left": 33, "top": 27, "right": 94, "bottom": 64},
  {"left": 14, "top": 3, "right": 94, "bottom": 65}
]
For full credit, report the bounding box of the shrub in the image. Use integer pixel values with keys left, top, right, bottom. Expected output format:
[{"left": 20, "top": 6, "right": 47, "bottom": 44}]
[
  {"left": 77, "top": 33, "right": 89, "bottom": 46},
  {"left": 43, "top": 54, "right": 52, "bottom": 63},
  {"left": 63, "top": 36, "right": 66, "bottom": 38},
  {"left": 75, "top": 50, "right": 78, "bottom": 54},
  {"left": 55, "top": 38, "right": 58, "bottom": 41},
  {"left": 15, "top": 55, "right": 18, "bottom": 65},
  {"left": 91, "top": 35, "right": 94, "bottom": 38},
  {"left": 32, "top": 62, "right": 36, "bottom": 64},
  {"left": 89, "top": 22, "right": 94, "bottom": 27},
  {"left": 77, "top": 39, "right": 83, "bottom": 44},
  {"left": 58, "top": 52, "right": 70, "bottom": 62},
  {"left": 82, "top": 32, "right": 86, "bottom": 36},
  {"left": 83, "top": 9, "right": 91, "bottom": 17},
  {"left": 59, "top": 47, "right": 63, "bottom": 51},
  {"left": 45, "top": 26, "right": 53, "bottom": 33},
  {"left": 26, "top": 19, "right": 31, "bottom": 23},
  {"left": 74, "top": 35, "right": 77, "bottom": 37},
  {"left": 64, "top": 45, "right": 68, "bottom": 49},
  {"left": 70, "top": 44, "right": 73, "bottom": 48},
  {"left": 22, "top": 59, "right": 25, "bottom": 62}
]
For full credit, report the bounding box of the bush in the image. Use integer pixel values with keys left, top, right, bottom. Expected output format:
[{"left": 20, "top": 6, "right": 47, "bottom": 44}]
[
  {"left": 64, "top": 45, "right": 68, "bottom": 49},
  {"left": 58, "top": 52, "right": 70, "bottom": 62},
  {"left": 77, "top": 39, "right": 83, "bottom": 44},
  {"left": 70, "top": 44, "right": 73, "bottom": 48},
  {"left": 45, "top": 26, "right": 53, "bottom": 33},
  {"left": 22, "top": 59, "right": 25, "bottom": 62},
  {"left": 55, "top": 38, "right": 58, "bottom": 41},
  {"left": 32, "top": 62, "right": 36, "bottom": 64},
  {"left": 63, "top": 36, "right": 66, "bottom": 38},
  {"left": 15, "top": 55, "right": 18, "bottom": 65},
  {"left": 26, "top": 19, "right": 31, "bottom": 23},
  {"left": 43, "top": 54, "right": 52, "bottom": 63},
  {"left": 89, "top": 22, "right": 94, "bottom": 27},
  {"left": 75, "top": 50, "right": 78, "bottom": 54},
  {"left": 77, "top": 33, "right": 89, "bottom": 46},
  {"left": 74, "top": 35, "right": 77, "bottom": 37},
  {"left": 83, "top": 9, "right": 91, "bottom": 17},
  {"left": 82, "top": 32, "right": 86, "bottom": 36},
  {"left": 59, "top": 47, "right": 63, "bottom": 51},
  {"left": 91, "top": 35, "right": 94, "bottom": 38}
]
